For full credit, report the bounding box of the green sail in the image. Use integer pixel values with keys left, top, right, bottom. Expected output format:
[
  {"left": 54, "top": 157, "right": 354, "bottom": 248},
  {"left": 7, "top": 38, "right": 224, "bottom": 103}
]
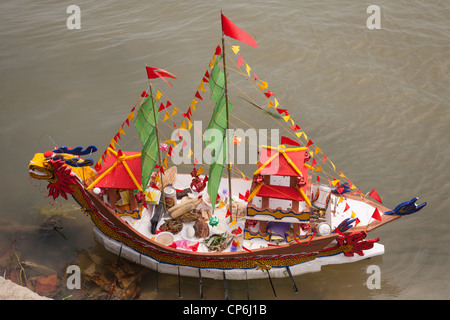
[
  {"left": 134, "top": 97, "right": 159, "bottom": 190},
  {"left": 205, "top": 55, "right": 233, "bottom": 212}
]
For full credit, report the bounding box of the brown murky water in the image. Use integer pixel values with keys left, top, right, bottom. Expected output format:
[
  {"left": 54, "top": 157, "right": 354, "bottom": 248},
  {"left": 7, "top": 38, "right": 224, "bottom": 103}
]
[{"left": 1, "top": 0, "right": 449, "bottom": 300}]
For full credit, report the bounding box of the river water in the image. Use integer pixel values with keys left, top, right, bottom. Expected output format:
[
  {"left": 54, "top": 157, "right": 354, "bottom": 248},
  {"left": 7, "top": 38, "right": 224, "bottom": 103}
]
[{"left": 1, "top": 0, "right": 449, "bottom": 300}]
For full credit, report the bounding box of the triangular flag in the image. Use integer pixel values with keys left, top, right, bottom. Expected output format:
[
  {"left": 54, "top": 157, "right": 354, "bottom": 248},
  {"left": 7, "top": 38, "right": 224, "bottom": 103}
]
[
  {"left": 368, "top": 189, "right": 383, "bottom": 204},
  {"left": 257, "top": 80, "right": 268, "bottom": 90},
  {"left": 231, "top": 45, "right": 240, "bottom": 54},
  {"left": 281, "top": 136, "right": 301, "bottom": 147},
  {"left": 306, "top": 140, "right": 314, "bottom": 147},
  {"left": 158, "top": 102, "right": 165, "bottom": 111},
  {"left": 351, "top": 211, "right": 356, "bottom": 218},
  {"left": 171, "top": 107, "right": 179, "bottom": 116},
  {"left": 221, "top": 14, "right": 257, "bottom": 48},
  {"left": 215, "top": 45, "right": 221, "bottom": 56},
  {"left": 198, "top": 81, "right": 206, "bottom": 91},
  {"left": 163, "top": 111, "right": 170, "bottom": 121},
  {"left": 315, "top": 146, "right": 322, "bottom": 154},
  {"left": 274, "top": 98, "right": 279, "bottom": 108},
  {"left": 154, "top": 91, "right": 162, "bottom": 101},
  {"left": 195, "top": 91, "right": 203, "bottom": 100},
  {"left": 372, "top": 207, "right": 382, "bottom": 221},
  {"left": 323, "top": 154, "right": 328, "bottom": 164},
  {"left": 264, "top": 91, "right": 274, "bottom": 98},
  {"left": 314, "top": 165, "right": 322, "bottom": 172},
  {"left": 237, "top": 56, "right": 244, "bottom": 68},
  {"left": 245, "top": 63, "right": 251, "bottom": 77},
  {"left": 344, "top": 203, "right": 350, "bottom": 212}
]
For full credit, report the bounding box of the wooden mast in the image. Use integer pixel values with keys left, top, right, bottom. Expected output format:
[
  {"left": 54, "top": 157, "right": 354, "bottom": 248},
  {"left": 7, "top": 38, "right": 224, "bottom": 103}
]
[
  {"left": 221, "top": 10, "right": 233, "bottom": 219},
  {"left": 146, "top": 65, "right": 167, "bottom": 212}
]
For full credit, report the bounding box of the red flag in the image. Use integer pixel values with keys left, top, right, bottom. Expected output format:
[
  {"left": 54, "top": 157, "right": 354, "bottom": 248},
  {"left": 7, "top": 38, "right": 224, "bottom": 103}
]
[
  {"left": 141, "top": 91, "right": 149, "bottom": 97},
  {"left": 368, "top": 189, "right": 383, "bottom": 203},
  {"left": 344, "top": 203, "right": 350, "bottom": 212},
  {"left": 306, "top": 140, "right": 314, "bottom": 147},
  {"left": 215, "top": 45, "right": 222, "bottom": 56},
  {"left": 145, "top": 66, "right": 177, "bottom": 87},
  {"left": 221, "top": 14, "right": 257, "bottom": 48},
  {"left": 264, "top": 91, "right": 275, "bottom": 98},
  {"left": 372, "top": 207, "right": 382, "bottom": 221},
  {"left": 281, "top": 136, "right": 301, "bottom": 147}
]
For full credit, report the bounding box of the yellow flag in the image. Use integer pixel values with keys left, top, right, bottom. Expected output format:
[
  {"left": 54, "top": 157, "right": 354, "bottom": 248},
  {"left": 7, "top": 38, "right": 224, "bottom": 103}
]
[
  {"left": 351, "top": 211, "right": 356, "bottom": 218},
  {"left": 245, "top": 64, "right": 251, "bottom": 77},
  {"left": 267, "top": 101, "right": 274, "bottom": 108},
  {"left": 314, "top": 165, "right": 323, "bottom": 172},
  {"left": 295, "top": 131, "right": 302, "bottom": 138},
  {"left": 118, "top": 127, "right": 126, "bottom": 135},
  {"left": 218, "top": 201, "right": 226, "bottom": 209},
  {"left": 171, "top": 107, "right": 179, "bottom": 116},
  {"left": 197, "top": 166, "right": 204, "bottom": 175},
  {"left": 338, "top": 196, "right": 344, "bottom": 204},
  {"left": 163, "top": 157, "right": 168, "bottom": 167},
  {"left": 179, "top": 120, "right": 187, "bottom": 130},
  {"left": 274, "top": 98, "right": 279, "bottom": 108},
  {"left": 127, "top": 112, "right": 134, "bottom": 121},
  {"left": 164, "top": 139, "right": 176, "bottom": 145},
  {"left": 257, "top": 80, "right": 268, "bottom": 90},
  {"left": 209, "top": 55, "right": 216, "bottom": 68},
  {"left": 198, "top": 81, "right": 206, "bottom": 92},
  {"left": 331, "top": 179, "right": 340, "bottom": 186},
  {"left": 155, "top": 91, "right": 162, "bottom": 101},
  {"left": 163, "top": 111, "right": 170, "bottom": 121},
  {"left": 190, "top": 99, "right": 198, "bottom": 111},
  {"left": 188, "top": 148, "right": 193, "bottom": 157},
  {"left": 282, "top": 114, "right": 290, "bottom": 122},
  {"left": 315, "top": 146, "right": 322, "bottom": 154},
  {"left": 188, "top": 120, "right": 193, "bottom": 131},
  {"left": 231, "top": 46, "right": 240, "bottom": 54}
]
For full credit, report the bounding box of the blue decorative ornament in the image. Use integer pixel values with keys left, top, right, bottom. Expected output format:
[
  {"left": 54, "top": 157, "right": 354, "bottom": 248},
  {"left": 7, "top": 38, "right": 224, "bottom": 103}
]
[{"left": 385, "top": 197, "right": 427, "bottom": 216}]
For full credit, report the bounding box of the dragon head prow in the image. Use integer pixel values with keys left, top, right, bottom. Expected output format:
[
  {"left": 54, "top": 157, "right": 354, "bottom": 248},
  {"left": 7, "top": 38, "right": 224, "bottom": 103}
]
[{"left": 29, "top": 148, "right": 97, "bottom": 200}]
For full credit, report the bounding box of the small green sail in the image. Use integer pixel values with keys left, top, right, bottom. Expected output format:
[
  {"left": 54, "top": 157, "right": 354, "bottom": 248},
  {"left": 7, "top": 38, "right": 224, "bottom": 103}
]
[
  {"left": 134, "top": 96, "right": 159, "bottom": 190},
  {"left": 205, "top": 55, "right": 233, "bottom": 212}
]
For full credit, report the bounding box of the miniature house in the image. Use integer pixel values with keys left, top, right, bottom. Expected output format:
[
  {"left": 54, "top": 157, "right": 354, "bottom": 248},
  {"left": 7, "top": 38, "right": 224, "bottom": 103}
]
[{"left": 245, "top": 145, "right": 312, "bottom": 242}]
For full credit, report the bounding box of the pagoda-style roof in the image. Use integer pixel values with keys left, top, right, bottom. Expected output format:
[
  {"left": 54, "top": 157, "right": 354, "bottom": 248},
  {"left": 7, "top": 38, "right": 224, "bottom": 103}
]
[
  {"left": 87, "top": 149, "right": 142, "bottom": 190},
  {"left": 255, "top": 145, "right": 309, "bottom": 177}
]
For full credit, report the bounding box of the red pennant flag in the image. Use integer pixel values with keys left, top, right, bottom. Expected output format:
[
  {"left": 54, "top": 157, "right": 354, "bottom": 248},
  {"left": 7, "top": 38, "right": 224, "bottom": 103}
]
[
  {"left": 145, "top": 66, "right": 177, "bottom": 87},
  {"left": 238, "top": 56, "right": 244, "bottom": 67},
  {"left": 195, "top": 91, "right": 203, "bottom": 100},
  {"left": 276, "top": 108, "right": 287, "bottom": 115},
  {"left": 264, "top": 91, "right": 275, "bottom": 98},
  {"left": 368, "top": 189, "right": 383, "bottom": 203},
  {"left": 344, "top": 203, "right": 350, "bottom": 212},
  {"left": 281, "top": 136, "right": 301, "bottom": 147},
  {"left": 204, "top": 70, "right": 210, "bottom": 79},
  {"left": 158, "top": 102, "right": 165, "bottom": 111},
  {"left": 225, "top": 210, "right": 231, "bottom": 218},
  {"left": 221, "top": 14, "right": 257, "bottom": 48},
  {"left": 306, "top": 140, "right": 314, "bottom": 147},
  {"left": 215, "top": 45, "right": 222, "bottom": 56},
  {"left": 323, "top": 154, "right": 327, "bottom": 164},
  {"left": 372, "top": 207, "right": 382, "bottom": 221},
  {"left": 141, "top": 91, "right": 149, "bottom": 97},
  {"left": 290, "top": 124, "right": 300, "bottom": 131},
  {"left": 311, "top": 158, "right": 317, "bottom": 166},
  {"left": 166, "top": 101, "right": 172, "bottom": 108}
]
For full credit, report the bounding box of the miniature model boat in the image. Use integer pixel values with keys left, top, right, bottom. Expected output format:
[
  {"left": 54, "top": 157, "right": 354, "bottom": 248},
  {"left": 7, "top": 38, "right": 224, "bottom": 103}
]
[{"left": 28, "top": 14, "right": 426, "bottom": 281}]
